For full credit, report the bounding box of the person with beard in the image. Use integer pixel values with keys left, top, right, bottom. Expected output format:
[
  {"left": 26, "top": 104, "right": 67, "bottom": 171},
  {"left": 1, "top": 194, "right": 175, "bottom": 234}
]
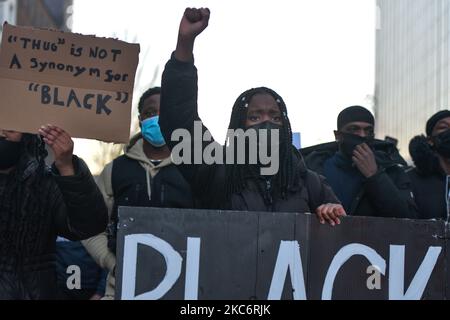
[
  {"left": 303, "top": 106, "right": 417, "bottom": 219},
  {"left": 408, "top": 110, "right": 450, "bottom": 220},
  {"left": 0, "top": 126, "right": 107, "bottom": 299},
  {"left": 159, "top": 8, "right": 345, "bottom": 226},
  {"left": 82, "top": 87, "right": 194, "bottom": 299}
]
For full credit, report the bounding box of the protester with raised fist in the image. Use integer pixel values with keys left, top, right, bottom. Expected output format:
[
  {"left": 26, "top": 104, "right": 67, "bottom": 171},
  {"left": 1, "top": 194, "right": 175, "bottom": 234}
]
[{"left": 159, "top": 8, "right": 346, "bottom": 226}]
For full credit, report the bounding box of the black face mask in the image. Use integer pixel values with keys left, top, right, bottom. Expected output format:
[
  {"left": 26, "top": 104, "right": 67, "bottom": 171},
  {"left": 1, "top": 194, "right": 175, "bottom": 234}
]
[
  {"left": 247, "top": 121, "right": 283, "bottom": 155},
  {"left": 338, "top": 132, "right": 374, "bottom": 159},
  {"left": 0, "top": 138, "right": 21, "bottom": 170},
  {"left": 433, "top": 129, "right": 450, "bottom": 158}
]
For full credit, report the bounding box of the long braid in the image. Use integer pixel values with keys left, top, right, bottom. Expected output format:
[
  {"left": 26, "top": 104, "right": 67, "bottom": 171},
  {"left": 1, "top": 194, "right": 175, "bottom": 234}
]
[{"left": 224, "top": 87, "right": 300, "bottom": 203}]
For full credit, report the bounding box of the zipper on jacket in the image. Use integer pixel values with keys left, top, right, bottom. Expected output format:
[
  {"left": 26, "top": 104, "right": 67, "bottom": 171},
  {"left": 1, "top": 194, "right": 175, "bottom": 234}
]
[{"left": 265, "top": 179, "right": 273, "bottom": 210}]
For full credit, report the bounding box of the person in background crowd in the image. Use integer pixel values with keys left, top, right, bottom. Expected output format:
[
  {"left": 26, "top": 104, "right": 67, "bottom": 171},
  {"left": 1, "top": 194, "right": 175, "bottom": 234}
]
[
  {"left": 83, "top": 87, "right": 195, "bottom": 299},
  {"left": 303, "top": 106, "right": 417, "bottom": 219},
  {"left": 408, "top": 110, "right": 450, "bottom": 220},
  {"left": 56, "top": 237, "right": 107, "bottom": 300}
]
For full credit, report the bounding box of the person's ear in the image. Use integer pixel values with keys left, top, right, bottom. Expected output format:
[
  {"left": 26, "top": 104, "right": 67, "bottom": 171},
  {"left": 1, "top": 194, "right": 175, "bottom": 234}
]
[
  {"left": 427, "top": 136, "right": 434, "bottom": 147},
  {"left": 334, "top": 130, "right": 341, "bottom": 142}
]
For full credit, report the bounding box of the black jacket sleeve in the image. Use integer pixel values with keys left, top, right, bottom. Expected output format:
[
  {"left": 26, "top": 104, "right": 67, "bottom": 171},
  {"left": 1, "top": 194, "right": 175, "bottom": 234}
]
[
  {"left": 159, "top": 53, "right": 223, "bottom": 203},
  {"left": 363, "top": 166, "right": 418, "bottom": 219},
  {"left": 51, "top": 156, "right": 108, "bottom": 241},
  {"left": 160, "top": 53, "right": 200, "bottom": 157},
  {"left": 319, "top": 175, "right": 341, "bottom": 206},
  {"left": 305, "top": 170, "right": 341, "bottom": 211}
]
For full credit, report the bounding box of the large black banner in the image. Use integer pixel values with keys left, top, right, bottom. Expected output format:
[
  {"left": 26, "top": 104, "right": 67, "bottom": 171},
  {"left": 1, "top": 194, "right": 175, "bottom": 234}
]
[{"left": 115, "top": 207, "right": 447, "bottom": 300}]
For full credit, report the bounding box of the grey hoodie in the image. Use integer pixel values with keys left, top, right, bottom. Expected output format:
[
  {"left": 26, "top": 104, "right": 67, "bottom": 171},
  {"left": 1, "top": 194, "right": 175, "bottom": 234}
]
[{"left": 82, "top": 134, "right": 172, "bottom": 299}]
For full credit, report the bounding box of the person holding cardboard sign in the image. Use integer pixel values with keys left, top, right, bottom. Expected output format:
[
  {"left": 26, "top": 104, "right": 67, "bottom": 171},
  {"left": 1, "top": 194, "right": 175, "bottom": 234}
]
[
  {"left": 0, "top": 125, "right": 107, "bottom": 300},
  {"left": 159, "top": 8, "right": 345, "bottom": 225}
]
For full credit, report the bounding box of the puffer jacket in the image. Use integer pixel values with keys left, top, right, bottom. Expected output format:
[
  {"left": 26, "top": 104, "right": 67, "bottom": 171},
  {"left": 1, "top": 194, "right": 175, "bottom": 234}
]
[
  {"left": 0, "top": 138, "right": 107, "bottom": 300},
  {"left": 302, "top": 140, "right": 418, "bottom": 219},
  {"left": 408, "top": 135, "right": 447, "bottom": 220}
]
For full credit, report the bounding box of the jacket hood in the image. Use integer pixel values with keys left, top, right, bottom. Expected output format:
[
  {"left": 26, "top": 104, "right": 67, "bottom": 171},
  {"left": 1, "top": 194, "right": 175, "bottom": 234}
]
[
  {"left": 124, "top": 133, "right": 173, "bottom": 180},
  {"left": 125, "top": 133, "right": 172, "bottom": 170},
  {"left": 409, "top": 135, "right": 441, "bottom": 175},
  {"left": 123, "top": 134, "right": 174, "bottom": 202}
]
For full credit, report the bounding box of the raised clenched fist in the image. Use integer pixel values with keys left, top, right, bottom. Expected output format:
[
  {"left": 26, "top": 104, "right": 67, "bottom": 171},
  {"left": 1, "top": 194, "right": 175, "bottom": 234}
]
[
  {"left": 185, "top": 8, "right": 203, "bottom": 23},
  {"left": 178, "top": 7, "right": 210, "bottom": 40}
]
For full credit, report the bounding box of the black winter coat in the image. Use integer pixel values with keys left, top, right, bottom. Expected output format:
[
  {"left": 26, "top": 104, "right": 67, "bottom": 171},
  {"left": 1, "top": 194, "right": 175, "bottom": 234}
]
[
  {"left": 107, "top": 153, "right": 195, "bottom": 254},
  {"left": 302, "top": 141, "right": 418, "bottom": 219},
  {"left": 408, "top": 135, "right": 447, "bottom": 220},
  {"left": 159, "top": 55, "right": 339, "bottom": 213},
  {"left": 0, "top": 153, "right": 108, "bottom": 300}
]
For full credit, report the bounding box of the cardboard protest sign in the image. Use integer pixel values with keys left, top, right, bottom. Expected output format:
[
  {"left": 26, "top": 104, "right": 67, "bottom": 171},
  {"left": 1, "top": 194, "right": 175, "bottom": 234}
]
[
  {"left": 0, "top": 23, "right": 140, "bottom": 143},
  {"left": 116, "top": 208, "right": 446, "bottom": 300}
]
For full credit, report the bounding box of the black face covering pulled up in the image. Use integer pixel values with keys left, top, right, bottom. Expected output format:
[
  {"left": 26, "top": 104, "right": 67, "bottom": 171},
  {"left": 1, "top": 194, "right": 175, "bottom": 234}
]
[
  {"left": 0, "top": 138, "right": 21, "bottom": 170},
  {"left": 246, "top": 121, "right": 283, "bottom": 157},
  {"left": 339, "top": 132, "right": 374, "bottom": 159},
  {"left": 433, "top": 129, "right": 450, "bottom": 159}
]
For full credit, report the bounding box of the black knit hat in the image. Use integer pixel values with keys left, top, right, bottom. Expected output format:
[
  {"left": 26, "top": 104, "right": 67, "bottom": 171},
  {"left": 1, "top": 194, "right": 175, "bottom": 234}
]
[
  {"left": 337, "top": 106, "right": 374, "bottom": 130},
  {"left": 426, "top": 110, "right": 450, "bottom": 136}
]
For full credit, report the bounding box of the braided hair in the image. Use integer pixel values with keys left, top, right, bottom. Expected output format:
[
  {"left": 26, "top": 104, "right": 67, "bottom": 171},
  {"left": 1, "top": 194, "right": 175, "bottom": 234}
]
[
  {"left": 0, "top": 134, "right": 50, "bottom": 263},
  {"left": 224, "top": 87, "right": 301, "bottom": 202}
]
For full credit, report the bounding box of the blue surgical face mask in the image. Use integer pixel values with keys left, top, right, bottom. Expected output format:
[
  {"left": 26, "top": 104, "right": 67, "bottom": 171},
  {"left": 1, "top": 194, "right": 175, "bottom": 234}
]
[{"left": 141, "top": 116, "right": 166, "bottom": 147}]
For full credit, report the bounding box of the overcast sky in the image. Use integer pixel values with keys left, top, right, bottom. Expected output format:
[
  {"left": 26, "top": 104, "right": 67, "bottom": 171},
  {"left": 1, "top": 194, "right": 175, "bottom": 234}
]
[{"left": 72, "top": 0, "right": 376, "bottom": 173}]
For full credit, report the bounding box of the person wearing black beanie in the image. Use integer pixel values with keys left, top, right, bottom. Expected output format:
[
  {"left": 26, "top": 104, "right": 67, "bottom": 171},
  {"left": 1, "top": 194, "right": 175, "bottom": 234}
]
[
  {"left": 303, "top": 106, "right": 418, "bottom": 219},
  {"left": 408, "top": 109, "right": 450, "bottom": 220}
]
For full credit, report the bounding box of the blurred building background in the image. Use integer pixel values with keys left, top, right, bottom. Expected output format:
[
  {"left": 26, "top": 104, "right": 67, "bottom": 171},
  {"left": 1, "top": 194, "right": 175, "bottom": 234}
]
[
  {"left": 0, "top": 0, "right": 72, "bottom": 36},
  {"left": 0, "top": 0, "right": 17, "bottom": 33},
  {"left": 375, "top": 0, "right": 450, "bottom": 161}
]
